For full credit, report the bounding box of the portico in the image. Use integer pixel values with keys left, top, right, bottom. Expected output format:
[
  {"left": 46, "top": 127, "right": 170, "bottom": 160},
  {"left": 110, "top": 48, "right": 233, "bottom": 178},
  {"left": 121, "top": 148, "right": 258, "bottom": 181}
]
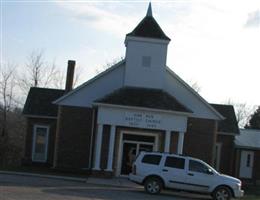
[{"left": 92, "top": 100, "right": 192, "bottom": 175}]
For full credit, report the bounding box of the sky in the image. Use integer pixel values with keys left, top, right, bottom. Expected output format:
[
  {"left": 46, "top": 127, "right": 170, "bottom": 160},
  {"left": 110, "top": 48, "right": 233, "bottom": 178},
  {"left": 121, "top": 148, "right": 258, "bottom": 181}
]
[{"left": 1, "top": 0, "right": 260, "bottom": 106}]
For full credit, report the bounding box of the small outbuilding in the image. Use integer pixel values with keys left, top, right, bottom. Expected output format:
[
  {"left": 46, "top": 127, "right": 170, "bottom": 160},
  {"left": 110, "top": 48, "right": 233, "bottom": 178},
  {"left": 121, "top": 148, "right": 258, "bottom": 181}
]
[{"left": 234, "top": 129, "right": 260, "bottom": 184}]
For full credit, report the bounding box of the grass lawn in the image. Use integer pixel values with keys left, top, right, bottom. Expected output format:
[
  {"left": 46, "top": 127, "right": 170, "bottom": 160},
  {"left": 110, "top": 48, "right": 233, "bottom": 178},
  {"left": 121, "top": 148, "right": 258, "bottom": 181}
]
[{"left": 242, "top": 185, "right": 260, "bottom": 200}]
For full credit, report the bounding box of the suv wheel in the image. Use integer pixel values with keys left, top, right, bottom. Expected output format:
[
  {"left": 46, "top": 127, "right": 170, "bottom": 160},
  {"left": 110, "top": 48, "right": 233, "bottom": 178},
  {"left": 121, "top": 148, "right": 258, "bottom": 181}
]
[
  {"left": 144, "top": 177, "right": 162, "bottom": 195},
  {"left": 212, "top": 186, "right": 232, "bottom": 200}
]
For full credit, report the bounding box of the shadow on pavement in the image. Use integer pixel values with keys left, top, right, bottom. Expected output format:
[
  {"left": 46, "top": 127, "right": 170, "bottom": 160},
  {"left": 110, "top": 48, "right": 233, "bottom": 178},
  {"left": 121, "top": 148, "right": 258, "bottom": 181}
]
[
  {"left": 1, "top": 174, "right": 212, "bottom": 200},
  {"left": 42, "top": 185, "right": 212, "bottom": 200},
  {"left": 0, "top": 174, "right": 85, "bottom": 188}
]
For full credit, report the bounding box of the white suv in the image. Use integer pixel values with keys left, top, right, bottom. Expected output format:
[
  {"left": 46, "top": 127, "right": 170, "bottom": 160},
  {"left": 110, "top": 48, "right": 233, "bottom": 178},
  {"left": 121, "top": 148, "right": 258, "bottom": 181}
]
[{"left": 129, "top": 152, "right": 244, "bottom": 200}]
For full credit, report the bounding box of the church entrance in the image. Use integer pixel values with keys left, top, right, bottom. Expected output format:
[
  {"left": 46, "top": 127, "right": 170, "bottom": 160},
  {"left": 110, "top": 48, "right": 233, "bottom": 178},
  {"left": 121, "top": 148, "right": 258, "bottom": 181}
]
[{"left": 119, "top": 132, "right": 158, "bottom": 176}]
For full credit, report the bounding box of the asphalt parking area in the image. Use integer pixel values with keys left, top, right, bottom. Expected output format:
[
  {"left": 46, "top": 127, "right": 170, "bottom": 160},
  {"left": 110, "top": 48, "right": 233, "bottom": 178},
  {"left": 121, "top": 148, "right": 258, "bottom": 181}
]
[{"left": 0, "top": 174, "right": 211, "bottom": 200}]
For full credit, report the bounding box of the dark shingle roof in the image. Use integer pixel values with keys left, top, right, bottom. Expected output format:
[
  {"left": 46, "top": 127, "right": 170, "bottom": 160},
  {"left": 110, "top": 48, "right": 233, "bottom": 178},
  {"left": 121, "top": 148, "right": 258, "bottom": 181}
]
[
  {"left": 95, "top": 87, "right": 191, "bottom": 113},
  {"left": 126, "top": 16, "right": 171, "bottom": 41},
  {"left": 211, "top": 104, "right": 239, "bottom": 134},
  {"left": 23, "top": 87, "right": 64, "bottom": 117}
]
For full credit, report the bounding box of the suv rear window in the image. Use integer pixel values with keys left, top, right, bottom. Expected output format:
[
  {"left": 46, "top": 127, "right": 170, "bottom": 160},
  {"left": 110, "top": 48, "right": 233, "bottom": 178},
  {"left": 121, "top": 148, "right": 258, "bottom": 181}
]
[
  {"left": 165, "top": 156, "right": 185, "bottom": 169},
  {"left": 142, "top": 154, "right": 162, "bottom": 165}
]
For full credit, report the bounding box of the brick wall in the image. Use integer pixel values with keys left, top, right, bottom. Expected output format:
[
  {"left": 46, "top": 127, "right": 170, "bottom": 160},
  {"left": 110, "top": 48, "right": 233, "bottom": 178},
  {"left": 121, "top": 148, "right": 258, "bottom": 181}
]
[
  {"left": 23, "top": 117, "right": 57, "bottom": 166},
  {"left": 217, "top": 134, "right": 235, "bottom": 175},
  {"left": 54, "top": 105, "right": 93, "bottom": 170},
  {"left": 233, "top": 148, "right": 241, "bottom": 178},
  {"left": 183, "top": 117, "right": 217, "bottom": 165},
  {"left": 170, "top": 131, "right": 178, "bottom": 154}
]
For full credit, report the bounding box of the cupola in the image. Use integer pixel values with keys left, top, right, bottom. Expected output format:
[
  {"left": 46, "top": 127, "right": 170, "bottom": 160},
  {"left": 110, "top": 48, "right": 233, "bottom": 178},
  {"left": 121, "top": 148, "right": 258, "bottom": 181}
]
[{"left": 124, "top": 3, "right": 171, "bottom": 89}]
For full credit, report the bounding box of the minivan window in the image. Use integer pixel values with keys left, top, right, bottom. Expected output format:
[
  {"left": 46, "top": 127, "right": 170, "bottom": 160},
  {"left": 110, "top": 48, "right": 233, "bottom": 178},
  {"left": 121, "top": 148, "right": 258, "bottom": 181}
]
[
  {"left": 189, "top": 160, "right": 209, "bottom": 174},
  {"left": 142, "top": 155, "right": 162, "bottom": 165},
  {"left": 165, "top": 156, "right": 185, "bottom": 169}
]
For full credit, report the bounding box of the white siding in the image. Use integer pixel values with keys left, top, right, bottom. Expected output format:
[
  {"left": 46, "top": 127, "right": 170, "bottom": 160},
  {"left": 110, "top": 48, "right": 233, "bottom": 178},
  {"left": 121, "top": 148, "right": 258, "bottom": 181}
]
[
  {"left": 124, "top": 37, "right": 168, "bottom": 89},
  {"left": 58, "top": 64, "right": 125, "bottom": 107},
  {"left": 97, "top": 106, "right": 188, "bottom": 132},
  {"left": 164, "top": 68, "right": 222, "bottom": 120}
]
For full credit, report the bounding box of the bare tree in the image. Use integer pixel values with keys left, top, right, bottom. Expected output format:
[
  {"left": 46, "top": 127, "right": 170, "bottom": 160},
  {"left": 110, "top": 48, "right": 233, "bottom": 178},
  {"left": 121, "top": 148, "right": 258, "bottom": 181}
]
[
  {"left": 0, "top": 63, "right": 26, "bottom": 166},
  {"left": 19, "top": 50, "right": 83, "bottom": 94},
  {"left": 51, "top": 63, "right": 83, "bottom": 89},
  {"left": 52, "top": 69, "right": 65, "bottom": 89},
  {"left": 19, "top": 50, "right": 62, "bottom": 94},
  {"left": 95, "top": 56, "right": 124, "bottom": 74},
  {"left": 187, "top": 80, "right": 201, "bottom": 93},
  {"left": 0, "top": 63, "right": 17, "bottom": 137},
  {"left": 225, "top": 99, "right": 257, "bottom": 128},
  {"left": 73, "top": 65, "right": 84, "bottom": 88}
]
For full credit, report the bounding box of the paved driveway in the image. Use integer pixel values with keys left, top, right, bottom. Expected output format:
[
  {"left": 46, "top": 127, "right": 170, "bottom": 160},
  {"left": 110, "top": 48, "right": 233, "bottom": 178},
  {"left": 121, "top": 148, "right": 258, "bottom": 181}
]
[{"left": 0, "top": 174, "right": 210, "bottom": 200}]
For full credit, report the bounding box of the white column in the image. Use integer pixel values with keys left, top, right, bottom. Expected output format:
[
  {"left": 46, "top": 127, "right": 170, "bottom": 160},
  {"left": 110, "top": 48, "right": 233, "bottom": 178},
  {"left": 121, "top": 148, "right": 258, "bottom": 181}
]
[
  {"left": 106, "top": 125, "right": 116, "bottom": 171},
  {"left": 164, "top": 130, "right": 171, "bottom": 153},
  {"left": 93, "top": 124, "right": 103, "bottom": 170},
  {"left": 177, "top": 132, "right": 185, "bottom": 154}
]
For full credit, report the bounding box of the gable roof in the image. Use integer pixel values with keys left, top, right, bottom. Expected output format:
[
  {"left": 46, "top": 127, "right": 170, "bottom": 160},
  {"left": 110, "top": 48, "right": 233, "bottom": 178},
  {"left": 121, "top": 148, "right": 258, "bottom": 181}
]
[
  {"left": 126, "top": 15, "right": 170, "bottom": 41},
  {"left": 54, "top": 59, "right": 125, "bottom": 105},
  {"left": 95, "top": 87, "right": 192, "bottom": 113},
  {"left": 23, "top": 87, "right": 64, "bottom": 117},
  {"left": 210, "top": 104, "right": 239, "bottom": 134},
  {"left": 235, "top": 129, "right": 260, "bottom": 150},
  {"left": 165, "top": 67, "right": 224, "bottom": 120}
]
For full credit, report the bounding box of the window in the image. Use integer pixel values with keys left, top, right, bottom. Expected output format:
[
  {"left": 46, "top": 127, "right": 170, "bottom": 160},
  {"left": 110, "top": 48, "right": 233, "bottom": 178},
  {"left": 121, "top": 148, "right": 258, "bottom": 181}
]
[
  {"left": 189, "top": 160, "right": 209, "bottom": 174},
  {"left": 142, "top": 56, "right": 151, "bottom": 67},
  {"left": 165, "top": 156, "right": 185, "bottom": 169},
  {"left": 142, "top": 154, "right": 162, "bottom": 165},
  {"left": 32, "top": 125, "right": 49, "bottom": 162}
]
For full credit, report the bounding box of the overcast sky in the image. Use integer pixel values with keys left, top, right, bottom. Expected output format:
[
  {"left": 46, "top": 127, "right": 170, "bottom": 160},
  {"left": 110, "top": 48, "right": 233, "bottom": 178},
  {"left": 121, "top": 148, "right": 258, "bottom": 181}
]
[{"left": 1, "top": 0, "right": 260, "bottom": 106}]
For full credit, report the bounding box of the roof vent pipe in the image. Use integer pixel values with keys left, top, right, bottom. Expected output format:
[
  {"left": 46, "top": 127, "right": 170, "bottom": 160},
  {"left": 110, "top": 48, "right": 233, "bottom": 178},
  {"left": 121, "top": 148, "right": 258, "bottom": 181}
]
[{"left": 65, "top": 60, "right": 75, "bottom": 93}]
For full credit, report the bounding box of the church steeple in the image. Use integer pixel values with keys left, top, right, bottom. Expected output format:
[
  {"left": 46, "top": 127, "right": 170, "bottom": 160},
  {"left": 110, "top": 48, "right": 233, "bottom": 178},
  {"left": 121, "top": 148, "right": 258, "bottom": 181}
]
[
  {"left": 146, "top": 2, "right": 152, "bottom": 17},
  {"left": 124, "top": 3, "right": 170, "bottom": 89},
  {"left": 126, "top": 3, "right": 170, "bottom": 41}
]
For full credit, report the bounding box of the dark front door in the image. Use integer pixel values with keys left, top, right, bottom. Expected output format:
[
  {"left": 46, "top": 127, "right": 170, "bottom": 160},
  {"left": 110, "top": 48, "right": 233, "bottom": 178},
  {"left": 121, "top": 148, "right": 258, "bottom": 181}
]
[
  {"left": 120, "top": 141, "right": 154, "bottom": 175},
  {"left": 121, "top": 142, "right": 137, "bottom": 175}
]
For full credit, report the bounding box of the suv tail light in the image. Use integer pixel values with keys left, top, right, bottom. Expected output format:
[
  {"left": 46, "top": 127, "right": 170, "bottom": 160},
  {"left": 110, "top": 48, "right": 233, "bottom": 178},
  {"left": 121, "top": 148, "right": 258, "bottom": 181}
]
[{"left": 132, "top": 164, "right": 137, "bottom": 175}]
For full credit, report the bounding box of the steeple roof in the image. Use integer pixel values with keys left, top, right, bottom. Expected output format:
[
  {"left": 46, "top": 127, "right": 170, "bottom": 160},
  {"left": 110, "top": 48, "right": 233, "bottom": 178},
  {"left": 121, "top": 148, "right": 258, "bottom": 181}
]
[{"left": 126, "top": 3, "right": 170, "bottom": 41}]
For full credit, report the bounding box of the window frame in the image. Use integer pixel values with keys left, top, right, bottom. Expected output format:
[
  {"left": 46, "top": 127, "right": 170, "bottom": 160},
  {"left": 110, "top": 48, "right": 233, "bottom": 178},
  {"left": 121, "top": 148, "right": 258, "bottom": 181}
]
[{"left": 32, "top": 124, "right": 49, "bottom": 163}]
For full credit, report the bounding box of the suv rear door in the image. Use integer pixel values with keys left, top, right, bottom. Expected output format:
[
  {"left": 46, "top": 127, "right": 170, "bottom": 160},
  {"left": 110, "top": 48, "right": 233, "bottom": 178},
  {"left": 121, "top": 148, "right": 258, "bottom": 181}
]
[{"left": 161, "top": 155, "right": 189, "bottom": 190}]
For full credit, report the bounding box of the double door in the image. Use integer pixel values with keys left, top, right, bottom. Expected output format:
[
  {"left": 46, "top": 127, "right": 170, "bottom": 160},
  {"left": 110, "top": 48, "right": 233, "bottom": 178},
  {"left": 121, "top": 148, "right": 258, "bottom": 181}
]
[{"left": 121, "top": 141, "right": 154, "bottom": 175}]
